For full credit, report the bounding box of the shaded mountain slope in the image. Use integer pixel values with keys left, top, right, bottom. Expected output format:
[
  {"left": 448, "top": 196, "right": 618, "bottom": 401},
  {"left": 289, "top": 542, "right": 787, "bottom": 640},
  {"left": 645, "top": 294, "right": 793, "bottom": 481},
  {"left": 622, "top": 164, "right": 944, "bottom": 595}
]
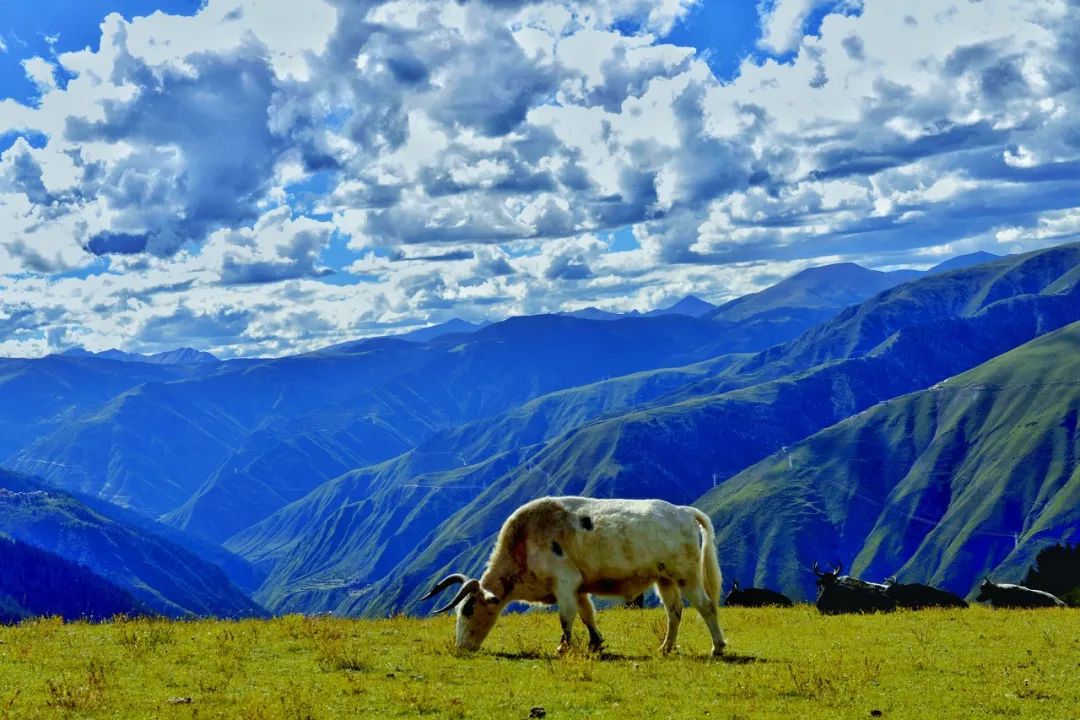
[
  {"left": 172, "top": 314, "right": 739, "bottom": 542},
  {"left": 695, "top": 321, "right": 1080, "bottom": 602},
  {"left": 0, "top": 534, "right": 145, "bottom": 623},
  {"left": 0, "top": 470, "right": 263, "bottom": 618},
  {"left": 0, "top": 354, "right": 219, "bottom": 463},
  {"left": 3, "top": 313, "right": 734, "bottom": 538}
]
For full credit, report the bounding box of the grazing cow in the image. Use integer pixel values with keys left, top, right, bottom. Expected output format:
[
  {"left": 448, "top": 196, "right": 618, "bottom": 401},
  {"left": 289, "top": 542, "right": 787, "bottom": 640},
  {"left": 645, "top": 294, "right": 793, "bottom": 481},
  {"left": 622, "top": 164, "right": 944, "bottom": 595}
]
[
  {"left": 724, "top": 580, "right": 794, "bottom": 608},
  {"left": 975, "top": 579, "right": 1066, "bottom": 608},
  {"left": 419, "top": 497, "right": 727, "bottom": 656},
  {"left": 883, "top": 577, "right": 968, "bottom": 609},
  {"left": 813, "top": 561, "right": 895, "bottom": 615}
]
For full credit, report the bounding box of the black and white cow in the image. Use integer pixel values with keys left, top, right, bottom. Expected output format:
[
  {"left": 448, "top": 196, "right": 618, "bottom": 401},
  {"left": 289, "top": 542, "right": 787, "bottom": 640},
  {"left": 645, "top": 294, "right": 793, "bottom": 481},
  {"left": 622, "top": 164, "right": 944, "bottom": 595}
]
[{"left": 975, "top": 579, "right": 1066, "bottom": 608}]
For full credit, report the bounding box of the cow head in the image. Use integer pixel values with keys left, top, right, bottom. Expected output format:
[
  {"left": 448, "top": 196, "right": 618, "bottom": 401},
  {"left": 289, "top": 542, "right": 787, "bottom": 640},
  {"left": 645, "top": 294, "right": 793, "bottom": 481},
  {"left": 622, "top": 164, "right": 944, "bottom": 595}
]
[
  {"left": 975, "top": 577, "right": 995, "bottom": 602},
  {"left": 812, "top": 560, "right": 843, "bottom": 588},
  {"left": 419, "top": 573, "right": 505, "bottom": 651},
  {"left": 723, "top": 580, "right": 743, "bottom": 606}
]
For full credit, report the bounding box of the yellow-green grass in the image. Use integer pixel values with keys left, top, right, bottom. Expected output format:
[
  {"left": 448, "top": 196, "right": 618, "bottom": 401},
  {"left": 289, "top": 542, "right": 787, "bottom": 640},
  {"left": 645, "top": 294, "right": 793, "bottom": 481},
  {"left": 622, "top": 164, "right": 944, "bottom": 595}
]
[{"left": 1, "top": 607, "right": 1077, "bottom": 719}]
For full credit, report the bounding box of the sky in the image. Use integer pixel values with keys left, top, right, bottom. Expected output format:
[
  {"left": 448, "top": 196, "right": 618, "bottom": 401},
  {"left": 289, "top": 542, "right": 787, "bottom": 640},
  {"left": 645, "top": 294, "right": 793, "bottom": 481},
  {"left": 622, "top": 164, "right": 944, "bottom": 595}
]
[{"left": 1, "top": 0, "right": 1079, "bottom": 357}]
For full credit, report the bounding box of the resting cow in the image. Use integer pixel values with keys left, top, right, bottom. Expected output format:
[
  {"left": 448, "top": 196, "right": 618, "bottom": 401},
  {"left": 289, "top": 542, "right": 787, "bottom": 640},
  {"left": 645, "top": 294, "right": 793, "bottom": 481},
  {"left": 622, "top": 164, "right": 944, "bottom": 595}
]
[
  {"left": 975, "top": 579, "right": 1065, "bottom": 608},
  {"left": 419, "top": 497, "right": 727, "bottom": 656},
  {"left": 813, "top": 561, "right": 895, "bottom": 614},
  {"left": 883, "top": 577, "right": 968, "bottom": 609},
  {"left": 724, "top": 580, "right": 793, "bottom": 607}
]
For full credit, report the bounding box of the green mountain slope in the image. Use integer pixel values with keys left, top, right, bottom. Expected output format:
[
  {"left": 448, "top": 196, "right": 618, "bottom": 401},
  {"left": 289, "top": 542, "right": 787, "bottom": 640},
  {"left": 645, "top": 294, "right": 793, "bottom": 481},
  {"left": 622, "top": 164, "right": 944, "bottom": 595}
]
[{"left": 695, "top": 322, "right": 1080, "bottom": 601}]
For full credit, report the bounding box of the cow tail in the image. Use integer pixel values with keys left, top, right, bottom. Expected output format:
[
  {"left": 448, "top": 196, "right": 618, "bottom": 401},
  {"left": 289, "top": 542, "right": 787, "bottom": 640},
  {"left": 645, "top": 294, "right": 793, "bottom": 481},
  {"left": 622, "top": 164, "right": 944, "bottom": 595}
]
[{"left": 691, "top": 508, "right": 722, "bottom": 606}]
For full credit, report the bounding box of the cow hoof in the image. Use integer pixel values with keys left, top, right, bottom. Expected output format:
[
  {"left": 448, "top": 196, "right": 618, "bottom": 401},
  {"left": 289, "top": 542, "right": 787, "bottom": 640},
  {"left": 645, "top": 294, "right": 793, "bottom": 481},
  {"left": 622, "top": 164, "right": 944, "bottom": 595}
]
[
  {"left": 658, "top": 644, "right": 674, "bottom": 655},
  {"left": 712, "top": 643, "right": 727, "bottom": 657},
  {"left": 556, "top": 642, "right": 571, "bottom": 655},
  {"left": 587, "top": 641, "right": 604, "bottom": 654}
]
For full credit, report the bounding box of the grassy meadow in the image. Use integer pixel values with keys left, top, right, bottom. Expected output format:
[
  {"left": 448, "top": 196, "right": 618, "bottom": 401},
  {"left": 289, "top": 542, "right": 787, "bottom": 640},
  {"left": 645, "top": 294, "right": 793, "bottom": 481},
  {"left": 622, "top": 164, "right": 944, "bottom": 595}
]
[{"left": 0, "top": 606, "right": 1077, "bottom": 719}]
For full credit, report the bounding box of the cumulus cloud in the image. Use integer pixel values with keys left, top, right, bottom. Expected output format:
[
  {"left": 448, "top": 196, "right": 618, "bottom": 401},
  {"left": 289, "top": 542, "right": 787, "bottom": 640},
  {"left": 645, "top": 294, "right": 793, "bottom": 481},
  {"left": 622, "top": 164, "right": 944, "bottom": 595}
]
[
  {"left": 757, "top": 0, "right": 833, "bottom": 55},
  {"left": 21, "top": 57, "right": 57, "bottom": 93},
  {"left": 0, "top": 0, "right": 1078, "bottom": 357}
]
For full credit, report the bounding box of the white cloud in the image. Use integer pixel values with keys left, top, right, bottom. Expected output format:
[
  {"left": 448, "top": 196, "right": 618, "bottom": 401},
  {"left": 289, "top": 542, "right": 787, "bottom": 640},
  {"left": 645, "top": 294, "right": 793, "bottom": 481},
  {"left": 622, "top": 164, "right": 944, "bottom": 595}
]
[
  {"left": 757, "top": 0, "right": 835, "bottom": 55},
  {"left": 0, "top": 0, "right": 1078, "bottom": 357},
  {"left": 21, "top": 57, "right": 56, "bottom": 92}
]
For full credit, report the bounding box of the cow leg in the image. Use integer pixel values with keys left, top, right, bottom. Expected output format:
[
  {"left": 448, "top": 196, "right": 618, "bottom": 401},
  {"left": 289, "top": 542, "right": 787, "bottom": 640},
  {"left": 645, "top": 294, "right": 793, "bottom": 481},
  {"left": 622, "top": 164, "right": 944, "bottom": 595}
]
[
  {"left": 684, "top": 583, "right": 727, "bottom": 656},
  {"left": 655, "top": 580, "right": 682, "bottom": 654},
  {"left": 576, "top": 593, "right": 604, "bottom": 652},
  {"left": 554, "top": 586, "right": 579, "bottom": 654}
]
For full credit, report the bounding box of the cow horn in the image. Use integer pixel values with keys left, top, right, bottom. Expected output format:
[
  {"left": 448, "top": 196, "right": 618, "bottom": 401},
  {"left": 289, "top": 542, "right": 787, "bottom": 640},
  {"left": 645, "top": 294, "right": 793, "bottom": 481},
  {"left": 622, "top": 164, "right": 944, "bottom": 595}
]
[
  {"left": 433, "top": 579, "right": 480, "bottom": 614},
  {"left": 812, "top": 561, "right": 824, "bottom": 577},
  {"left": 832, "top": 559, "right": 844, "bottom": 576},
  {"left": 418, "top": 573, "right": 471, "bottom": 602}
]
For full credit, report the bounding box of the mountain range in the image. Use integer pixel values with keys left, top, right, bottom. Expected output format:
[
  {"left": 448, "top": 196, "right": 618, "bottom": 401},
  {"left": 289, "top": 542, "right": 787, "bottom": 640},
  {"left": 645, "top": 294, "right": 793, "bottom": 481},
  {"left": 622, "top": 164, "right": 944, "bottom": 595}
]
[
  {"left": 5, "top": 245, "right": 1078, "bottom": 620},
  {"left": 219, "top": 246, "right": 1076, "bottom": 614}
]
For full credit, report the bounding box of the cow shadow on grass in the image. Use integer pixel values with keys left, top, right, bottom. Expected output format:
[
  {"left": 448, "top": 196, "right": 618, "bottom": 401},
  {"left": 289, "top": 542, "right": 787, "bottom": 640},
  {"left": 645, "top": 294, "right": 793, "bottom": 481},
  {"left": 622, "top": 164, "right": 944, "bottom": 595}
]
[
  {"left": 489, "top": 649, "right": 764, "bottom": 664},
  {"left": 705, "top": 652, "right": 762, "bottom": 665}
]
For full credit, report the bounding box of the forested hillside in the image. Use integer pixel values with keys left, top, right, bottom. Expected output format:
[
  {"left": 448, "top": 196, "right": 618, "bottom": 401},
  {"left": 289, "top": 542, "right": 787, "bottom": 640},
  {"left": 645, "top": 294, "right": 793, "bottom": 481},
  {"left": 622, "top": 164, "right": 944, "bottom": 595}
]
[{"left": 0, "top": 534, "right": 144, "bottom": 623}]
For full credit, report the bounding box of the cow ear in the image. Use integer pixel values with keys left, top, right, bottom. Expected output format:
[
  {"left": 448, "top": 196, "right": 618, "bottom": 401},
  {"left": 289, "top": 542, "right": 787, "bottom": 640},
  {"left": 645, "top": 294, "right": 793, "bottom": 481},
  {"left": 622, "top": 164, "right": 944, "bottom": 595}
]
[{"left": 482, "top": 590, "right": 500, "bottom": 605}]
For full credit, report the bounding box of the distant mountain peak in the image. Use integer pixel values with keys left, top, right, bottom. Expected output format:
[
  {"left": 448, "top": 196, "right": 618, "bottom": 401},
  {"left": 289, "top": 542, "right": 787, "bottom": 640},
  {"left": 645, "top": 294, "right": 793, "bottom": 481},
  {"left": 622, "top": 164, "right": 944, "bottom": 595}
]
[
  {"left": 646, "top": 294, "right": 717, "bottom": 318},
  {"left": 927, "top": 251, "right": 1003, "bottom": 274},
  {"left": 397, "top": 318, "right": 487, "bottom": 342},
  {"left": 788, "top": 262, "right": 877, "bottom": 280},
  {"left": 61, "top": 347, "right": 219, "bottom": 365},
  {"left": 559, "top": 307, "right": 627, "bottom": 321},
  {"left": 710, "top": 260, "right": 911, "bottom": 323}
]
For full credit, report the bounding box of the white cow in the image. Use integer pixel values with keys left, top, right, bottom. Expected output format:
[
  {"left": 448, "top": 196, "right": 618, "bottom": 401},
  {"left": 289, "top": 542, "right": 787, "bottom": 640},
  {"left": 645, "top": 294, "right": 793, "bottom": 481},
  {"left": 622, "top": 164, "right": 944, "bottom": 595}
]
[{"left": 419, "top": 496, "right": 727, "bottom": 656}]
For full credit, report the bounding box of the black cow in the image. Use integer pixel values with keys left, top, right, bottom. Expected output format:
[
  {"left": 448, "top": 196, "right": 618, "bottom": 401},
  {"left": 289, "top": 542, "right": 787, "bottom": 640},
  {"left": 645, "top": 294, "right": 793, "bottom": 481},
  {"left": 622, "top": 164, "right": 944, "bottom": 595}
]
[
  {"left": 813, "top": 561, "right": 895, "bottom": 615},
  {"left": 883, "top": 577, "right": 968, "bottom": 609},
  {"left": 976, "top": 579, "right": 1066, "bottom": 608},
  {"left": 724, "top": 580, "right": 794, "bottom": 607}
]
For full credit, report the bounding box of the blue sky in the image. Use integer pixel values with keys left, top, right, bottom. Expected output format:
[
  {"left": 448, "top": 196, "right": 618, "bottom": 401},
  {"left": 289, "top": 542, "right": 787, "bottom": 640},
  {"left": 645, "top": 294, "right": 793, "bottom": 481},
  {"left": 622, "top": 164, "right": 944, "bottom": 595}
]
[
  {"left": 1, "top": 0, "right": 1078, "bottom": 357},
  {"left": 0, "top": 1, "right": 199, "bottom": 105}
]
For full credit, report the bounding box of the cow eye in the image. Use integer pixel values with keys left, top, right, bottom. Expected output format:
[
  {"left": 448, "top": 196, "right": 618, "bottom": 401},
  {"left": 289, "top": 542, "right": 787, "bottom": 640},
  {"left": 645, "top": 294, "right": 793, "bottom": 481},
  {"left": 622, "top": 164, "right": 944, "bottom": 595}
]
[{"left": 461, "top": 597, "right": 475, "bottom": 617}]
